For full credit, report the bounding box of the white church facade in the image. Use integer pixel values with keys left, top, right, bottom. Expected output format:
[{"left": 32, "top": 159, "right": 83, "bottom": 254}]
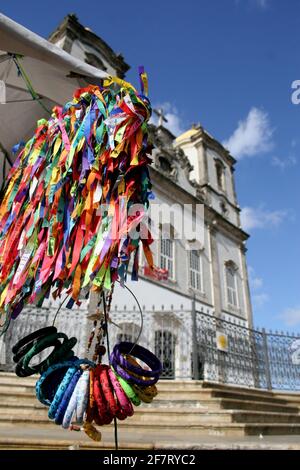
[{"left": 0, "top": 14, "right": 254, "bottom": 381}]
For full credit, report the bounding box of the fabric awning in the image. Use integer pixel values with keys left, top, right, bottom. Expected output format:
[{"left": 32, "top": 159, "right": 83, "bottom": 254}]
[{"left": 0, "top": 13, "right": 110, "bottom": 187}]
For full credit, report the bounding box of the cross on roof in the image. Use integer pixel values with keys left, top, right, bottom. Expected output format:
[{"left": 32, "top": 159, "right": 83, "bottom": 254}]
[{"left": 153, "top": 107, "right": 168, "bottom": 127}]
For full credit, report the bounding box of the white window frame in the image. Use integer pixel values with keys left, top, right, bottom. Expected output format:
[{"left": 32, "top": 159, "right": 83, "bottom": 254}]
[
  {"left": 225, "top": 262, "right": 239, "bottom": 309},
  {"left": 188, "top": 249, "right": 204, "bottom": 293},
  {"left": 159, "top": 233, "right": 175, "bottom": 281}
]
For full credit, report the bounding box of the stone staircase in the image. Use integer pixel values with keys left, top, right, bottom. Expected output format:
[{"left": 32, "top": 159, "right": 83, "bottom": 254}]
[{"left": 1, "top": 372, "right": 300, "bottom": 448}]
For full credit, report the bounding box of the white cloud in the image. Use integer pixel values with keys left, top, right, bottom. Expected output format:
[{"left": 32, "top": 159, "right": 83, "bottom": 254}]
[
  {"left": 291, "top": 139, "right": 297, "bottom": 148},
  {"left": 248, "top": 266, "right": 263, "bottom": 290},
  {"left": 248, "top": 267, "right": 268, "bottom": 310},
  {"left": 253, "top": 293, "right": 269, "bottom": 308},
  {"left": 241, "top": 206, "right": 288, "bottom": 231},
  {"left": 223, "top": 107, "right": 274, "bottom": 159},
  {"left": 279, "top": 307, "right": 300, "bottom": 327},
  {"left": 150, "top": 102, "right": 185, "bottom": 137},
  {"left": 272, "top": 155, "right": 297, "bottom": 170}
]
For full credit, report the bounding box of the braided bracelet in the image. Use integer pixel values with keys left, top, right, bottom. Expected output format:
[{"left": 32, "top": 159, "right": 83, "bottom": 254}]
[{"left": 12, "top": 326, "right": 57, "bottom": 354}]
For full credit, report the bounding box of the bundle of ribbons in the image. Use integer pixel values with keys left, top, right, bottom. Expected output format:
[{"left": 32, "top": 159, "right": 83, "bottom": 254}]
[
  {"left": 0, "top": 72, "right": 161, "bottom": 332},
  {"left": 12, "top": 328, "right": 162, "bottom": 441}
]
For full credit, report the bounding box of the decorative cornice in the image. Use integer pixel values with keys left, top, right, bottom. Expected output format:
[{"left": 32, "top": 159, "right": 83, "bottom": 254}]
[{"left": 48, "top": 14, "right": 130, "bottom": 78}]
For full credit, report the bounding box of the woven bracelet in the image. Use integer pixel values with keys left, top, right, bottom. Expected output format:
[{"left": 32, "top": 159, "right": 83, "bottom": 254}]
[
  {"left": 110, "top": 366, "right": 141, "bottom": 406},
  {"left": 12, "top": 326, "right": 57, "bottom": 354},
  {"left": 112, "top": 342, "right": 162, "bottom": 378},
  {"left": 110, "top": 351, "right": 159, "bottom": 386},
  {"left": 54, "top": 369, "right": 82, "bottom": 425},
  {"left": 18, "top": 332, "right": 69, "bottom": 376}
]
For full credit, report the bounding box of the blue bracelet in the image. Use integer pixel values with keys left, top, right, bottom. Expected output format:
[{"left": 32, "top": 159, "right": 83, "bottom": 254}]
[
  {"left": 62, "top": 370, "right": 90, "bottom": 429},
  {"left": 54, "top": 369, "right": 82, "bottom": 425},
  {"left": 48, "top": 366, "right": 77, "bottom": 419},
  {"left": 36, "top": 359, "right": 79, "bottom": 406},
  {"left": 75, "top": 370, "right": 90, "bottom": 424}
]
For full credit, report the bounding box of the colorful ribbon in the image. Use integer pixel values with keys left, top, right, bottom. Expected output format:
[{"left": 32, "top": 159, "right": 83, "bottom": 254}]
[{"left": 0, "top": 74, "right": 155, "bottom": 330}]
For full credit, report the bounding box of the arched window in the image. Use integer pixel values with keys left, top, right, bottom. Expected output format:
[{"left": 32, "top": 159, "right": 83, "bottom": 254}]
[{"left": 225, "top": 261, "right": 239, "bottom": 308}]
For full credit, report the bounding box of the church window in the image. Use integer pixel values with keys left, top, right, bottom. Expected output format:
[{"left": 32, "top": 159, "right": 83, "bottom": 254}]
[
  {"left": 116, "top": 323, "right": 140, "bottom": 343},
  {"left": 159, "top": 156, "right": 172, "bottom": 173},
  {"left": 189, "top": 250, "right": 203, "bottom": 292},
  {"left": 220, "top": 201, "right": 228, "bottom": 217},
  {"left": 215, "top": 160, "right": 225, "bottom": 191},
  {"left": 160, "top": 236, "right": 175, "bottom": 280},
  {"left": 225, "top": 262, "right": 239, "bottom": 308}
]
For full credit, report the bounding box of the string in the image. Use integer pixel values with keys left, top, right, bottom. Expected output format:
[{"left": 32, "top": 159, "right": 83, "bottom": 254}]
[
  {"left": 12, "top": 55, "right": 51, "bottom": 115},
  {"left": 117, "top": 281, "right": 144, "bottom": 354},
  {"left": 52, "top": 295, "right": 69, "bottom": 327},
  {"left": 102, "top": 290, "right": 119, "bottom": 451}
]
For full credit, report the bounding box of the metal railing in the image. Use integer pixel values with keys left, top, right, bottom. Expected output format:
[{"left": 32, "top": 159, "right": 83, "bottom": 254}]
[{"left": 1, "top": 304, "right": 300, "bottom": 391}]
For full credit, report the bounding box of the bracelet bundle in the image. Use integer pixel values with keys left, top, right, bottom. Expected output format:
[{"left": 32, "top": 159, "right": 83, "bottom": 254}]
[
  {"left": 13, "top": 330, "right": 162, "bottom": 442},
  {"left": 12, "top": 327, "right": 77, "bottom": 377},
  {"left": 110, "top": 342, "right": 162, "bottom": 404}
]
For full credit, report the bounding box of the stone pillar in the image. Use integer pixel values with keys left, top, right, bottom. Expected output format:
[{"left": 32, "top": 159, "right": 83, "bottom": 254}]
[
  {"left": 239, "top": 244, "right": 254, "bottom": 328},
  {"left": 208, "top": 224, "right": 222, "bottom": 317}
]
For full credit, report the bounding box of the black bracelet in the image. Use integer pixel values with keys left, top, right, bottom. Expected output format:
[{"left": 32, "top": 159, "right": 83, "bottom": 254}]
[
  {"left": 13, "top": 337, "right": 58, "bottom": 363},
  {"left": 12, "top": 326, "right": 57, "bottom": 355},
  {"left": 39, "top": 337, "right": 77, "bottom": 374},
  {"left": 15, "top": 333, "right": 69, "bottom": 377}
]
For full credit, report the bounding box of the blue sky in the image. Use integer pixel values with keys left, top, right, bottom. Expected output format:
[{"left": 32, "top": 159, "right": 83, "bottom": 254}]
[{"left": 1, "top": 0, "right": 299, "bottom": 331}]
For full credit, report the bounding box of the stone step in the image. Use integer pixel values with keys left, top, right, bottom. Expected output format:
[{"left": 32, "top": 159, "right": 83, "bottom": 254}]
[
  {"left": 157, "top": 388, "right": 293, "bottom": 404},
  {"left": 0, "top": 391, "right": 38, "bottom": 405},
  {"left": 2, "top": 405, "right": 300, "bottom": 427},
  {"left": 0, "top": 436, "right": 151, "bottom": 450},
  {"left": 202, "top": 381, "right": 277, "bottom": 396},
  {"left": 3, "top": 399, "right": 299, "bottom": 424},
  {"left": 0, "top": 384, "right": 37, "bottom": 394},
  {"left": 1, "top": 414, "right": 299, "bottom": 437},
  {"left": 231, "top": 411, "right": 300, "bottom": 424},
  {"left": 0, "top": 407, "right": 234, "bottom": 425},
  {"left": 2, "top": 381, "right": 290, "bottom": 407},
  {"left": 216, "top": 398, "right": 299, "bottom": 414},
  {"left": 209, "top": 388, "right": 290, "bottom": 405},
  {"left": 0, "top": 392, "right": 297, "bottom": 415}
]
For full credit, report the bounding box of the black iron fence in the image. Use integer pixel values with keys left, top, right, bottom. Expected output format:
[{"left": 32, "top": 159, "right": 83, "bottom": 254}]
[
  {"left": 1, "top": 305, "right": 300, "bottom": 391},
  {"left": 195, "top": 310, "right": 300, "bottom": 390}
]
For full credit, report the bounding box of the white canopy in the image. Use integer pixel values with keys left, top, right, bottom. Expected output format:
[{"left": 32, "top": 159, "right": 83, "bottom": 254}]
[{"left": 0, "top": 13, "right": 110, "bottom": 187}]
